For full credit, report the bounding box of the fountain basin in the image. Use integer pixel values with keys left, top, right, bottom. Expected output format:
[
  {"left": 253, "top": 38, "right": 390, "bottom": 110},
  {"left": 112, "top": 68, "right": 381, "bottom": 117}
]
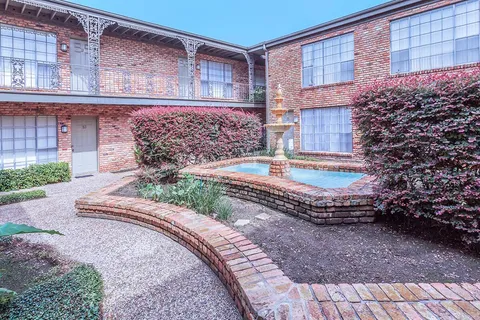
[
  {"left": 219, "top": 163, "right": 364, "bottom": 188},
  {"left": 264, "top": 123, "right": 295, "bottom": 133},
  {"left": 180, "top": 157, "right": 376, "bottom": 225}
]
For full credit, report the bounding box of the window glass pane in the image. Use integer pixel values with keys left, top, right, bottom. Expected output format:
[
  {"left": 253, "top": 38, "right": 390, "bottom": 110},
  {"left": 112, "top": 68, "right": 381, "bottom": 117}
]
[
  {"left": 391, "top": 0, "right": 480, "bottom": 74},
  {"left": 301, "top": 33, "right": 354, "bottom": 87},
  {"left": 0, "top": 116, "right": 57, "bottom": 169},
  {"left": 301, "top": 107, "right": 352, "bottom": 153},
  {"left": 200, "top": 60, "right": 233, "bottom": 98},
  {"left": 0, "top": 24, "right": 56, "bottom": 89}
]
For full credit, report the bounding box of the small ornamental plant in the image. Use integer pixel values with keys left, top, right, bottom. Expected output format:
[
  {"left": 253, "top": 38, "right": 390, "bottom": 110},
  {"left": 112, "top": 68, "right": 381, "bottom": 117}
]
[
  {"left": 351, "top": 71, "right": 480, "bottom": 243},
  {"left": 131, "top": 107, "right": 262, "bottom": 179}
]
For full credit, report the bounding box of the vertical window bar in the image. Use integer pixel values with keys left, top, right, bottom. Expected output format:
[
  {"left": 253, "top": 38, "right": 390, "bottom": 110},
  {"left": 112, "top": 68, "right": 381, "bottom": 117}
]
[
  {"left": 0, "top": 116, "right": 2, "bottom": 170},
  {"left": 454, "top": 2, "right": 458, "bottom": 66}
]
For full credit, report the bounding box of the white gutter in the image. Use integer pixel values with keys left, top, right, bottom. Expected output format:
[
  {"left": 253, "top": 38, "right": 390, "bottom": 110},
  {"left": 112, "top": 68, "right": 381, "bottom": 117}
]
[{"left": 263, "top": 43, "right": 271, "bottom": 150}]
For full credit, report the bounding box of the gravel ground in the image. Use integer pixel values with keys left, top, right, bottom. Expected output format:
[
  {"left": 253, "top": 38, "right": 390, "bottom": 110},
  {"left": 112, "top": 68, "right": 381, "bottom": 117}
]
[
  {"left": 226, "top": 198, "right": 480, "bottom": 284},
  {"left": 0, "top": 173, "right": 240, "bottom": 320}
]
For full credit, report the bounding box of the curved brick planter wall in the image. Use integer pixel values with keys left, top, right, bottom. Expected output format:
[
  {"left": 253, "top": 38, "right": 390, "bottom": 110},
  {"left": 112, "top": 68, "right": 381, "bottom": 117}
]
[
  {"left": 76, "top": 177, "right": 480, "bottom": 319},
  {"left": 181, "top": 157, "right": 377, "bottom": 225}
]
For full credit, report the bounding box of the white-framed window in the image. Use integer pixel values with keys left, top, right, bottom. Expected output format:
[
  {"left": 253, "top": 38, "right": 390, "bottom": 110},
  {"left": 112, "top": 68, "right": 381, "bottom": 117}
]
[
  {"left": 391, "top": 0, "right": 480, "bottom": 74},
  {"left": 0, "top": 24, "right": 57, "bottom": 88},
  {"left": 200, "top": 60, "right": 233, "bottom": 98},
  {"left": 0, "top": 116, "right": 58, "bottom": 170},
  {"left": 302, "top": 33, "right": 354, "bottom": 87},
  {"left": 301, "top": 107, "right": 353, "bottom": 153}
]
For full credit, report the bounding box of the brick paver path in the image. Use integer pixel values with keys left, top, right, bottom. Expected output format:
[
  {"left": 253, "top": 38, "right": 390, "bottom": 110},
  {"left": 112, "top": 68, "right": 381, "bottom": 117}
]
[{"left": 76, "top": 176, "right": 480, "bottom": 319}]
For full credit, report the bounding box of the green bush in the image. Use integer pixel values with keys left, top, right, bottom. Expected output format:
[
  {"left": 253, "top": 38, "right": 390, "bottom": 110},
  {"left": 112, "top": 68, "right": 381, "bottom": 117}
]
[
  {"left": 0, "top": 163, "right": 71, "bottom": 192},
  {"left": 352, "top": 71, "right": 480, "bottom": 243},
  {"left": 0, "top": 190, "right": 46, "bottom": 206},
  {"left": 5, "top": 264, "right": 103, "bottom": 320},
  {"left": 215, "top": 198, "right": 233, "bottom": 221},
  {"left": 139, "top": 175, "right": 232, "bottom": 219},
  {"left": 131, "top": 107, "right": 262, "bottom": 178}
]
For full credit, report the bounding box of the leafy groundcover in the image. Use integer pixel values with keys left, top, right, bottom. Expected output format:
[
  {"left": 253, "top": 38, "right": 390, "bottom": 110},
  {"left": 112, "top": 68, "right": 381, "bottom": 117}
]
[{"left": 1, "top": 264, "right": 103, "bottom": 320}]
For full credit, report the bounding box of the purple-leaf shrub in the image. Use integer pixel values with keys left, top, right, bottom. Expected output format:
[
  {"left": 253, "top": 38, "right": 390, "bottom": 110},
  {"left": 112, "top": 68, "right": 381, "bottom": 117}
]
[
  {"left": 131, "top": 107, "right": 262, "bottom": 174},
  {"left": 352, "top": 71, "right": 480, "bottom": 242}
]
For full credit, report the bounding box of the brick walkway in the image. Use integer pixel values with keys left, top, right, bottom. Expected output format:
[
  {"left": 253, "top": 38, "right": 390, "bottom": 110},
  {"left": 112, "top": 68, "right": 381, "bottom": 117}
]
[{"left": 75, "top": 176, "right": 480, "bottom": 319}]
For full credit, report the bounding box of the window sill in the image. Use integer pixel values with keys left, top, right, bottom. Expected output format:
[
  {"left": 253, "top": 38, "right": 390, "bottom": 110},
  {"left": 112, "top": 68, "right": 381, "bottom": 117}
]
[
  {"left": 390, "top": 62, "right": 480, "bottom": 78},
  {"left": 299, "top": 151, "right": 354, "bottom": 158},
  {"left": 200, "top": 96, "right": 234, "bottom": 100},
  {"left": 301, "top": 81, "right": 355, "bottom": 91}
]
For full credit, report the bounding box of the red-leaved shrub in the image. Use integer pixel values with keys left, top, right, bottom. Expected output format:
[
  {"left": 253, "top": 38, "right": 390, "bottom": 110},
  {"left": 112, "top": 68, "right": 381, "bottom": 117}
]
[
  {"left": 131, "top": 107, "right": 262, "bottom": 175},
  {"left": 352, "top": 71, "right": 480, "bottom": 243}
]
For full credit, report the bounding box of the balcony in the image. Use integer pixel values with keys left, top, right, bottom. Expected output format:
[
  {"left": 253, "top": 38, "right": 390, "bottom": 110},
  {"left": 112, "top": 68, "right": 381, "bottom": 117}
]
[{"left": 0, "top": 57, "right": 266, "bottom": 104}]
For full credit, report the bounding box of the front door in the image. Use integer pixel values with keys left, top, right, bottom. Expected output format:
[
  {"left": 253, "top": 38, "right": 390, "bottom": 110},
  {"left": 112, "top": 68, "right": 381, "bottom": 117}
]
[
  {"left": 72, "top": 116, "right": 98, "bottom": 176},
  {"left": 178, "top": 57, "right": 189, "bottom": 98},
  {"left": 70, "top": 39, "right": 89, "bottom": 93}
]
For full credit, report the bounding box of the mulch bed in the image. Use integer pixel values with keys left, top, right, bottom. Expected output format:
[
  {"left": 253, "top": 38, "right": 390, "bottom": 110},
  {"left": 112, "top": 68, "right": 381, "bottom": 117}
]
[
  {"left": 110, "top": 181, "right": 480, "bottom": 284},
  {"left": 110, "top": 181, "right": 139, "bottom": 198},
  {"left": 0, "top": 238, "right": 71, "bottom": 294},
  {"left": 226, "top": 198, "right": 480, "bottom": 284}
]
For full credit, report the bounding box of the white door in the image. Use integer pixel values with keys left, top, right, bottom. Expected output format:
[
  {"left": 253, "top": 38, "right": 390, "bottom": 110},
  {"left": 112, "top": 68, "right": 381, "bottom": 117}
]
[
  {"left": 70, "top": 39, "right": 89, "bottom": 93},
  {"left": 178, "top": 57, "right": 189, "bottom": 98},
  {"left": 72, "top": 116, "right": 98, "bottom": 176}
]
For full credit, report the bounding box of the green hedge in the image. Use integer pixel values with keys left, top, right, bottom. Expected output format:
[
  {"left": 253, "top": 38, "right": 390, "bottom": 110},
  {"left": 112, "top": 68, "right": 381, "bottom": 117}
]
[
  {"left": 0, "top": 163, "right": 71, "bottom": 192},
  {"left": 0, "top": 190, "right": 46, "bottom": 206},
  {"left": 5, "top": 264, "right": 103, "bottom": 320},
  {"left": 352, "top": 71, "right": 480, "bottom": 243}
]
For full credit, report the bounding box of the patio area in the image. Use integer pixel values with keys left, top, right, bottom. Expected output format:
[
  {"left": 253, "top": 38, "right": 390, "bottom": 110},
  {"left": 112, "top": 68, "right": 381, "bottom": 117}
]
[
  {"left": 74, "top": 176, "right": 480, "bottom": 319},
  {"left": 0, "top": 173, "right": 240, "bottom": 320}
]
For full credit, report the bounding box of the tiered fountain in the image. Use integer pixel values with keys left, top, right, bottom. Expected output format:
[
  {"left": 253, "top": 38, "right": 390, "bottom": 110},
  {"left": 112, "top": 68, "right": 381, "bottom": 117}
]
[{"left": 265, "top": 85, "right": 295, "bottom": 177}]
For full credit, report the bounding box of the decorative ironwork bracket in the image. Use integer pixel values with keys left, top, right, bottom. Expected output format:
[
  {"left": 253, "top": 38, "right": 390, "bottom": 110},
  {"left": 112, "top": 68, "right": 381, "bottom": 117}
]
[
  {"left": 70, "top": 11, "right": 115, "bottom": 95},
  {"left": 177, "top": 37, "right": 204, "bottom": 99}
]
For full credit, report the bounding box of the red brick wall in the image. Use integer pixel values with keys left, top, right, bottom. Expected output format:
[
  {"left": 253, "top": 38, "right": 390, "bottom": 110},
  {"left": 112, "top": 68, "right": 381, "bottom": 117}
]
[
  {"left": 267, "top": 0, "right": 480, "bottom": 160},
  {"left": 0, "top": 102, "right": 139, "bottom": 172},
  {"left": 0, "top": 103, "right": 265, "bottom": 172}
]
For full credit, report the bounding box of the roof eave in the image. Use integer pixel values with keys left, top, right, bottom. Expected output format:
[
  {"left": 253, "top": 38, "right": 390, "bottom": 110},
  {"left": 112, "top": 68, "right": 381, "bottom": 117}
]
[
  {"left": 247, "top": 0, "right": 434, "bottom": 51},
  {"left": 42, "top": 0, "right": 248, "bottom": 51}
]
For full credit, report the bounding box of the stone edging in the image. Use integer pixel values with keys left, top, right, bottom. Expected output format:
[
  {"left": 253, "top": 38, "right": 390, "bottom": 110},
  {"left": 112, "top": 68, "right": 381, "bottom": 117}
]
[
  {"left": 75, "top": 177, "right": 480, "bottom": 319},
  {"left": 181, "top": 157, "right": 377, "bottom": 225}
]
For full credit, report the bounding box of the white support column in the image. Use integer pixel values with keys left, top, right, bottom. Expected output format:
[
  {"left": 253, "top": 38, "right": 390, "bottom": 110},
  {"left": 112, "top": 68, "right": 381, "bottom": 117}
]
[
  {"left": 178, "top": 37, "right": 204, "bottom": 99},
  {"left": 243, "top": 52, "right": 255, "bottom": 101},
  {"left": 70, "top": 12, "right": 115, "bottom": 95}
]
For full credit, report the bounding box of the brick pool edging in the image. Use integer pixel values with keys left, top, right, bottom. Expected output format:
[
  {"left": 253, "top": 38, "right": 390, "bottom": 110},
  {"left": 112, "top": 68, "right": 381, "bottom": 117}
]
[
  {"left": 180, "top": 157, "right": 377, "bottom": 225},
  {"left": 75, "top": 177, "right": 480, "bottom": 319}
]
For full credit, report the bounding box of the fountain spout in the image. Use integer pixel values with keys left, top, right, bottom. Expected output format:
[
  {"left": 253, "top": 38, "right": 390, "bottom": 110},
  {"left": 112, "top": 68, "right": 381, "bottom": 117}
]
[{"left": 264, "top": 85, "right": 295, "bottom": 177}]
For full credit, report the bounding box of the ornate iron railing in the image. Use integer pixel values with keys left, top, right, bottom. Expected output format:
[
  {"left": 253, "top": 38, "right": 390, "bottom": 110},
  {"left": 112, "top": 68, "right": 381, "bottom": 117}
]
[{"left": 0, "top": 57, "right": 266, "bottom": 103}]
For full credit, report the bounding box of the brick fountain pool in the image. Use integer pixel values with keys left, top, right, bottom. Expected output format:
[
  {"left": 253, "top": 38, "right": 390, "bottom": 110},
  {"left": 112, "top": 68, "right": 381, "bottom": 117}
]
[
  {"left": 181, "top": 156, "right": 376, "bottom": 225},
  {"left": 181, "top": 85, "right": 376, "bottom": 225}
]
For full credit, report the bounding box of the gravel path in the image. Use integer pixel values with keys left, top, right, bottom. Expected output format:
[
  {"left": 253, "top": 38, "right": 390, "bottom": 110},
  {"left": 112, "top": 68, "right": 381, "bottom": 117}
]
[{"left": 0, "top": 173, "right": 240, "bottom": 320}]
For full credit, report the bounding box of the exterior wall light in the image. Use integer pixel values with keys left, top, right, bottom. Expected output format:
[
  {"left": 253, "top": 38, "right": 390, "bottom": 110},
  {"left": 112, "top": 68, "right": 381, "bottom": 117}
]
[
  {"left": 60, "top": 43, "right": 68, "bottom": 52},
  {"left": 293, "top": 116, "right": 299, "bottom": 123},
  {"left": 196, "top": 64, "right": 201, "bottom": 70},
  {"left": 61, "top": 124, "right": 68, "bottom": 133}
]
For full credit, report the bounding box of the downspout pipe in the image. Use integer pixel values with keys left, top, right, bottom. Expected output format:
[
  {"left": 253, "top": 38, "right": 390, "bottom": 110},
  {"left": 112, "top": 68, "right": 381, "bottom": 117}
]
[{"left": 263, "top": 43, "right": 271, "bottom": 150}]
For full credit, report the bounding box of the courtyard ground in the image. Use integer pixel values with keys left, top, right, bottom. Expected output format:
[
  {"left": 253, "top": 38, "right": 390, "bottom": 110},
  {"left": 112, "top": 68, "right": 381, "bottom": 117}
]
[
  {"left": 227, "top": 197, "right": 480, "bottom": 284},
  {"left": 0, "top": 173, "right": 240, "bottom": 320},
  {"left": 110, "top": 181, "right": 480, "bottom": 285}
]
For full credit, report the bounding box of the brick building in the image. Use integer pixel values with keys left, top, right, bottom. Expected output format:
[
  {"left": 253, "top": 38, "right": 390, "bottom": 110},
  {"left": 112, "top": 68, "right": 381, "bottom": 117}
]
[
  {"left": 0, "top": 0, "right": 479, "bottom": 174},
  {"left": 0, "top": 0, "right": 266, "bottom": 175},
  {"left": 250, "top": 0, "right": 480, "bottom": 161}
]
